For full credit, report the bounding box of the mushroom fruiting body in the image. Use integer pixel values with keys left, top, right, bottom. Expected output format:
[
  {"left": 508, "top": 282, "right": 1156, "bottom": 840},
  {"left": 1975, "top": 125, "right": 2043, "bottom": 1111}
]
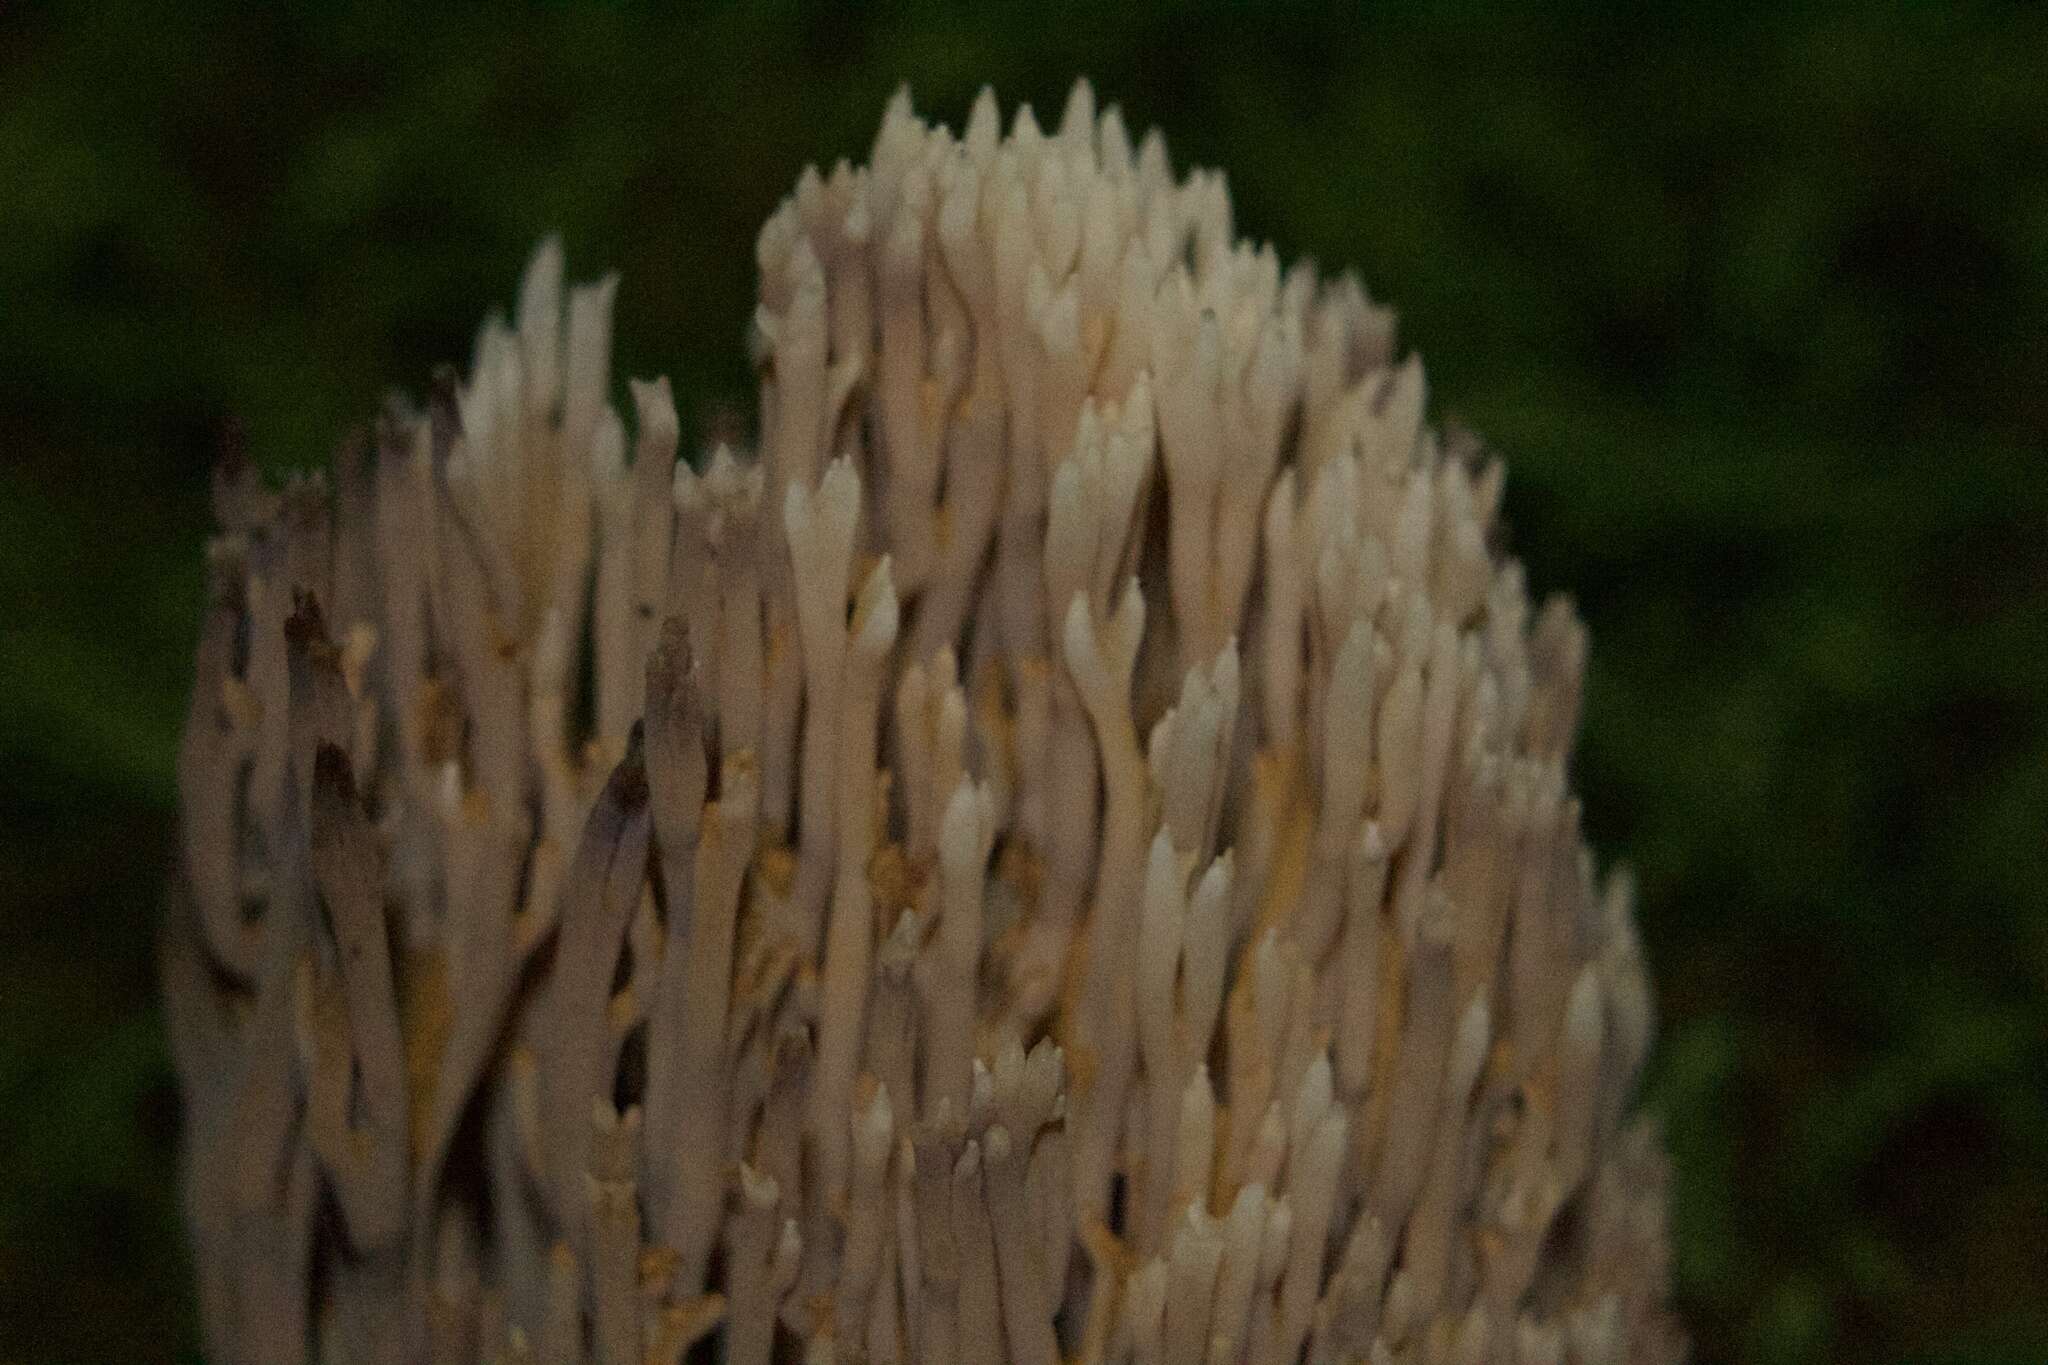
[{"left": 169, "top": 83, "right": 1683, "bottom": 1365}]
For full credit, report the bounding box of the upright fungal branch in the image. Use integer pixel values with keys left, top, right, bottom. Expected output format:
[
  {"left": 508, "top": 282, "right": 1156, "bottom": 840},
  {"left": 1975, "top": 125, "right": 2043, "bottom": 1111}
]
[{"left": 169, "top": 82, "right": 1684, "bottom": 1365}]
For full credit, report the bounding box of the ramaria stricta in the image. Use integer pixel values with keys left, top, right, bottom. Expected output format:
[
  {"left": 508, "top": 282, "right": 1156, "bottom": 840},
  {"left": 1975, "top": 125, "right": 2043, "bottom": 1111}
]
[{"left": 169, "top": 82, "right": 1685, "bottom": 1365}]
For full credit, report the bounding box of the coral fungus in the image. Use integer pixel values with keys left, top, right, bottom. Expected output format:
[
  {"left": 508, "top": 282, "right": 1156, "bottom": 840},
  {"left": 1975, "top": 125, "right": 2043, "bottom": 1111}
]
[{"left": 169, "top": 82, "right": 1682, "bottom": 1364}]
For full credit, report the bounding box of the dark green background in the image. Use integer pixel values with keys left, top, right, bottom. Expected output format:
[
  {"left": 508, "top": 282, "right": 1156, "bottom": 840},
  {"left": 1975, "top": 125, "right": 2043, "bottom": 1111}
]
[{"left": 3, "top": 3, "right": 2044, "bottom": 1362}]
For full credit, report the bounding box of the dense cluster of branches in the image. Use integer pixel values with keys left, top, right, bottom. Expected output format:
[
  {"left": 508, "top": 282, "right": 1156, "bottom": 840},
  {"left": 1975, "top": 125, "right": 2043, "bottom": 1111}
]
[{"left": 169, "top": 83, "right": 1682, "bottom": 1365}]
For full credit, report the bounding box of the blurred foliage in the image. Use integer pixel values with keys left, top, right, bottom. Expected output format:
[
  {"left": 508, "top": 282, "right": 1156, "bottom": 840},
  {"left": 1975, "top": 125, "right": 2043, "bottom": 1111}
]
[{"left": 2, "top": 2, "right": 2045, "bottom": 1362}]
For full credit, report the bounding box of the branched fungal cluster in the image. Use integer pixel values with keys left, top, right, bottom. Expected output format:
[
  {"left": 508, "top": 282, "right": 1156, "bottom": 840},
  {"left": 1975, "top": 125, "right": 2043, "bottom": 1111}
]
[{"left": 169, "top": 82, "right": 1683, "bottom": 1365}]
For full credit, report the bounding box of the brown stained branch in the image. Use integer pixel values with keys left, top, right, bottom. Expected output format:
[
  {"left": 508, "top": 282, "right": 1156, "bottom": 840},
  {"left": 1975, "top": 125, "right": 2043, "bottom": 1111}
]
[{"left": 302, "top": 742, "right": 411, "bottom": 1251}]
